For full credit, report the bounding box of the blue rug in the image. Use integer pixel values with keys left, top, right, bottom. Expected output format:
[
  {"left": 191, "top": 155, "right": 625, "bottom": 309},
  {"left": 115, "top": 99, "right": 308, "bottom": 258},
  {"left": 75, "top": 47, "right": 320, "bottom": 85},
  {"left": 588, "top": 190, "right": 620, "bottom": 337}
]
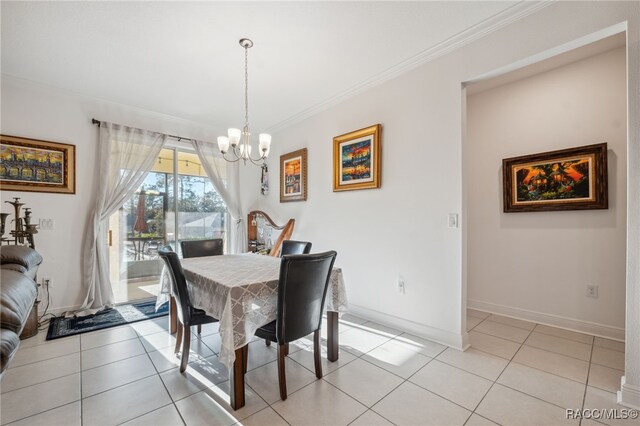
[{"left": 46, "top": 300, "right": 168, "bottom": 340}]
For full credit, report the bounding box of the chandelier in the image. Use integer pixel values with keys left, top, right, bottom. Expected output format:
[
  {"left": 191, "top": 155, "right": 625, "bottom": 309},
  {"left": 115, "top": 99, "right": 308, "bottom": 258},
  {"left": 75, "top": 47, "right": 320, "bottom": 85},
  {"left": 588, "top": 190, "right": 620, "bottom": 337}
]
[{"left": 217, "top": 38, "right": 271, "bottom": 166}]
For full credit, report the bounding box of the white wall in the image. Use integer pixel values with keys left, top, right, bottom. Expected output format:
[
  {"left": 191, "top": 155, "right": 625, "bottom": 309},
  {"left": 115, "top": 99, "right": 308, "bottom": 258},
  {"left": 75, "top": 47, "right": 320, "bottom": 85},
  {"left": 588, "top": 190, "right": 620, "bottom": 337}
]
[
  {"left": 0, "top": 77, "right": 220, "bottom": 313},
  {"left": 466, "top": 47, "right": 627, "bottom": 337},
  {"left": 240, "top": 1, "right": 639, "bottom": 353}
]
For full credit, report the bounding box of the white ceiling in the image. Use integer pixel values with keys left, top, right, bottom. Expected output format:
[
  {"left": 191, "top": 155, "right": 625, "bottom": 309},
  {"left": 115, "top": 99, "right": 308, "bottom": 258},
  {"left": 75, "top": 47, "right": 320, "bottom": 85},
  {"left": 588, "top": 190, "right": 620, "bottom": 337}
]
[{"left": 2, "top": 1, "right": 539, "bottom": 135}]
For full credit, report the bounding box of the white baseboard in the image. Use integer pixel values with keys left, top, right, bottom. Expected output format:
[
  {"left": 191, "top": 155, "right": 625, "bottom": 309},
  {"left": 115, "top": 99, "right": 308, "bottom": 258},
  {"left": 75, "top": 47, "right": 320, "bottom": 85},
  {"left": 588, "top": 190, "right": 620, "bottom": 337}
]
[
  {"left": 468, "top": 299, "right": 625, "bottom": 341},
  {"left": 348, "top": 303, "right": 468, "bottom": 350},
  {"left": 618, "top": 377, "right": 640, "bottom": 409}
]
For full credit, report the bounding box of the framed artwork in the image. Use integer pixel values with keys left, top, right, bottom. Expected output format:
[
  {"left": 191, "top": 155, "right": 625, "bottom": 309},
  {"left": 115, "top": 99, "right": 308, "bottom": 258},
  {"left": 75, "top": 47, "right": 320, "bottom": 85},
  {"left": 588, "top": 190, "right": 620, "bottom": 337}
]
[
  {"left": 280, "top": 148, "right": 307, "bottom": 202},
  {"left": 502, "top": 143, "right": 607, "bottom": 213},
  {"left": 333, "top": 124, "right": 381, "bottom": 192},
  {"left": 0, "top": 135, "right": 76, "bottom": 194}
]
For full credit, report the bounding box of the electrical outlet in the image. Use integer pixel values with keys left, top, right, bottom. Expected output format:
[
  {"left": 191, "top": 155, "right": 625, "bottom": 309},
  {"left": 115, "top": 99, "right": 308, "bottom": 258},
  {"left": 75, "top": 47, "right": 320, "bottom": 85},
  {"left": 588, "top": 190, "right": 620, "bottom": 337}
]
[
  {"left": 43, "top": 278, "right": 52, "bottom": 289},
  {"left": 586, "top": 285, "right": 598, "bottom": 298},
  {"left": 397, "top": 278, "right": 406, "bottom": 294},
  {"left": 39, "top": 219, "right": 55, "bottom": 230}
]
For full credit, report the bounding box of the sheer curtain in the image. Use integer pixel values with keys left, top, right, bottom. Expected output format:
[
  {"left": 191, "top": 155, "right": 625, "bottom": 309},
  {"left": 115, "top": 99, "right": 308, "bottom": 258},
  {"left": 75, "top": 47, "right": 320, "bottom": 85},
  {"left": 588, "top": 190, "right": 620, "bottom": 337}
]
[
  {"left": 193, "top": 140, "right": 246, "bottom": 254},
  {"left": 77, "top": 122, "right": 167, "bottom": 316}
]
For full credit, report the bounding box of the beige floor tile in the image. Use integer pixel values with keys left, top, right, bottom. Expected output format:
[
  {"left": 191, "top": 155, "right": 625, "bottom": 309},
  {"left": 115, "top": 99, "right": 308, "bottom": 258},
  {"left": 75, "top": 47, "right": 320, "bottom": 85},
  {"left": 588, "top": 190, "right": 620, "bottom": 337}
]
[
  {"left": 409, "top": 359, "right": 492, "bottom": 410},
  {"left": 246, "top": 339, "right": 278, "bottom": 371},
  {"left": 160, "top": 367, "right": 215, "bottom": 402},
  {"left": 272, "top": 380, "right": 366, "bottom": 426},
  {"left": 594, "top": 337, "right": 625, "bottom": 353},
  {"left": 360, "top": 321, "right": 403, "bottom": 338},
  {"left": 147, "top": 344, "right": 213, "bottom": 373},
  {"left": 288, "top": 343, "right": 358, "bottom": 375},
  {"left": 0, "top": 373, "right": 80, "bottom": 425},
  {"left": 473, "top": 321, "right": 531, "bottom": 343},
  {"left": 361, "top": 338, "right": 432, "bottom": 378},
  {"left": 468, "top": 309, "right": 490, "bottom": 319},
  {"left": 534, "top": 325, "right": 593, "bottom": 344},
  {"left": 81, "top": 325, "right": 138, "bottom": 350},
  {"left": 339, "top": 327, "right": 393, "bottom": 356},
  {"left": 236, "top": 407, "right": 288, "bottom": 426},
  {"left": 122, "top": 404, "right": 185, "bottom": 426},
  {"left": 436, "top": 347, "right": 508, "bottom": 381},
  {"left": 81, "top": 338, "right": 146, "bottom": 370},
  {"left": 394, "top": 333, "right": 448, "bottom": 358},
  {"left": 82, "top": 354, "right": 156, "bottom": 397},
  {"left": 513, "top": 346, "right": 589, "bottom": 383},
  {"left": 340, "top": 314, "right": 369, "bottom": 325},
  {"left": 525, "top": 331, "right": 592, "bottom": 361},
  {"left": 592, "top": 346, "right": 625, "bottom": 370},
  {"left": 6, "top": 401, "right": 81, "bottom": 426},
  {"left": 18, "top": 331, "right": 73, "bottom": 350},
  {"left": 469, "top": 330, "right": 521, "bottom": 359},
  {"left": 350, "top": 410, "right": 394, "bottom": 426},
  {"left": 485, "top": 314, "right": 536, "bottom": 330},
  {"left": 588, "top": 364, "right": 624, "bottom": 393},
  {"left": 197, "top": 332, "right": 222, "bottom": 354},
  {"left": 373, "top": 381, "right": 471, "bottom": 425},
  {"left": 465, "top": 414, "right": 499, "bottom": 425},
  {"left": 583, "top": 386, "right": 638, "bottom": 426},
  {"left": 9, "top": 338, "right": 80, "bottom": 368},
  {"left": 476, "top": 384, "right": 578, "bottom": 425},
  {"left": 139, "top": 330, "right": 180, "bottom": 352},
  {"left": 82, "top": 376, "right": 171, "bottom": 426},
  {"left": 246, "top": 358, "right": 318, "bottom": 404},
  {"left": 1, "top": 352, "right": 80, "bottom": 393},
  {"left": 82, "top": 375, "right": 171, "bottom": 426},
  {"left": 130, "top": 317, "right": 169, "bottom": 336},
  {"left": 467, "top": 316, "right": 484, "bottom": 331},
  {"left": 324, "top": 358, "right": 404, "bottom": 407},
  {"left": 497, "top": 362, "right": 585, "bottom": 408}
]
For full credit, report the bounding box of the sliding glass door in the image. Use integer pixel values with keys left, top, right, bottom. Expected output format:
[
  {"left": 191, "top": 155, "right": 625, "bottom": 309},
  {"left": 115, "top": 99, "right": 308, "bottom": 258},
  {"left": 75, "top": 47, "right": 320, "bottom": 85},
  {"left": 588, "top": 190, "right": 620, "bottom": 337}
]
[{"left": 108, "top": 146, "right": 228, "bottom": 304}]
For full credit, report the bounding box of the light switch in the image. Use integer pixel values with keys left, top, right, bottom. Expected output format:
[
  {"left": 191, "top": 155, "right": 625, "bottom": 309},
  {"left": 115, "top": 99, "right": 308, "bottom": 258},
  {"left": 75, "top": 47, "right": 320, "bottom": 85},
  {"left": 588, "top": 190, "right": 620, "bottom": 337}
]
[{"left": 447, "top": 213, "right": 458, "bottom": 228}]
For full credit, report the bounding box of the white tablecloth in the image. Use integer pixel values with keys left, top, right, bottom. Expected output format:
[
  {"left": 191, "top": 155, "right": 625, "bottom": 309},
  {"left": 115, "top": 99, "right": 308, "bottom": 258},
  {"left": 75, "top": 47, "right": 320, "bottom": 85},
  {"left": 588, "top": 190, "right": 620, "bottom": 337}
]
[{"left": 158, "top": 254, "right": 348, "bottom": 368}]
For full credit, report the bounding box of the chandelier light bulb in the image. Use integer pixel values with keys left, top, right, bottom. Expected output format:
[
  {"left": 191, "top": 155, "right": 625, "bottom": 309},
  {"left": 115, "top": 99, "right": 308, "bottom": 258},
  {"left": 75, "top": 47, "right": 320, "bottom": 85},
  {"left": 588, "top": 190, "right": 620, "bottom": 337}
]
[
  {"left": 228, "top": 128, "right": 241, "bottom": 147},
  {"left": 217, "top": 136, "right": 230, "bottom": 154}
]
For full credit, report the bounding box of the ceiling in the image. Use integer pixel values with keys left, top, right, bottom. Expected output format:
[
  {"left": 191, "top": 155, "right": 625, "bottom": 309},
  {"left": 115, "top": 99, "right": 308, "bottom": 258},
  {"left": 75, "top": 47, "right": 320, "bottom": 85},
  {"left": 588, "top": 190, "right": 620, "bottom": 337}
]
[{"left": 2, "top": 1, "right": 541, "bottom": 135}]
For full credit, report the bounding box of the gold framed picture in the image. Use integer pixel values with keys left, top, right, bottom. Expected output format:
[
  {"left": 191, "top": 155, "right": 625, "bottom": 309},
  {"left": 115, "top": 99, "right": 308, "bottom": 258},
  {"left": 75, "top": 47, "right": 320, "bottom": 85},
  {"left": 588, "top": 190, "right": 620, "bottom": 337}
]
[
  {"left": 280, "top": 148, "right": 307, "bottom": 202},
  {"left": 333, "top": 124, "right": 381, "bottom": 192},
  {"left": 502, "top": 143, "right": 608, "bottom": 212},
  {"left": 0, "top": 134, "right": 76, "bottom": 194}
]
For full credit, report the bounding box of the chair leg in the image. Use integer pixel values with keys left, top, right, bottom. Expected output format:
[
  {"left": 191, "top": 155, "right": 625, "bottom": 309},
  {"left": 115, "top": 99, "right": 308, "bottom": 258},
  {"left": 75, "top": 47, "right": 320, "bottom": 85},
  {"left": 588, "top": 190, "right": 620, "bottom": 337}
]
[
  {"left": 277, "top": 344, "right": 288, "bottom": 400},
  {"left": 180, "top": 326, "right": 191, "bottom": 373},
  {"left": 174, "top": 323, "right": 183, "bottom": 354},
  {"left": 284, "top": 342, "right": 289, "bottom": 356},
  {"left": 197, "top": 324, "right": 202, "bottom": 334},
  {"left": 313, "top": 329, "right": 323, "bottom": 379},
  {"left": 265, "top": 339, "right": 271, "bottom": 347}
]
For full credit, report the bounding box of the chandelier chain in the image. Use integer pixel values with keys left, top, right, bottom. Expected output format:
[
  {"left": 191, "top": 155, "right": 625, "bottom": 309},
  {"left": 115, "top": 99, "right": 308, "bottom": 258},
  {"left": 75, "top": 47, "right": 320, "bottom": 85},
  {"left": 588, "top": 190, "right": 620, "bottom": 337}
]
[{"left": 244, "top": 45, "right": 249, "bottom": 128}]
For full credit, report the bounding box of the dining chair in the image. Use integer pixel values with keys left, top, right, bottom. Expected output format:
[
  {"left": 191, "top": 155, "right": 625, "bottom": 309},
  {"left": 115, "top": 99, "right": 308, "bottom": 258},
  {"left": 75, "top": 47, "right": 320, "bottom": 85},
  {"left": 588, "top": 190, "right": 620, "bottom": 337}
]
[
  {"left": 181, "top": 238, "right": 223, "bottom": 259},
  {"left": 280, "top": 240, "right": 312, "bottom": 256},
  {"left": 158, "top": 246, "right": 219, "bottom": 373},
  {"left": 180, "top": 238, "right": 223, "bottom": 334},
  {"left": 253, "top": 250, "right": 337, "bottom": 400}
]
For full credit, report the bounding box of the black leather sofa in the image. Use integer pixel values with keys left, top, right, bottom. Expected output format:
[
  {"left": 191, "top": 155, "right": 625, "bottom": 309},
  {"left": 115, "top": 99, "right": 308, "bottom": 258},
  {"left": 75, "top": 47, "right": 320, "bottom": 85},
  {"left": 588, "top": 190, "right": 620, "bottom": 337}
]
[{"left": 0, "top": 246, "right": 42, "bottom": 376}]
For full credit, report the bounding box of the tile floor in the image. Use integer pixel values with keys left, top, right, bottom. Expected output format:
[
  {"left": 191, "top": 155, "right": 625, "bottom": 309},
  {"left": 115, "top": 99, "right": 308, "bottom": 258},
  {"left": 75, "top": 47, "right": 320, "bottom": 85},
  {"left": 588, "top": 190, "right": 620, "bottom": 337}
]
[{"left": 0, "top": 310, "right": 633, "bottom": 425}]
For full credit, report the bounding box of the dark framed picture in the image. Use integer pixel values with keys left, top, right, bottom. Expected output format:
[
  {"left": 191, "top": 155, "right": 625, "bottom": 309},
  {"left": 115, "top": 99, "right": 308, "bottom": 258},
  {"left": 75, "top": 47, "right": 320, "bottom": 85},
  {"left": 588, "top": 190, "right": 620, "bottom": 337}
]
[
  {"left": 0, "top": 134, "right": 76, "bottom": 194},
  {"left": 502, "top": 143, "right": 607, "bottom": 212},
  {"left": 333, "top": 124, "right": 381, "bottom": 192},
  {"left": 280, "top": 148, "right": 307, "bottom": 202}
]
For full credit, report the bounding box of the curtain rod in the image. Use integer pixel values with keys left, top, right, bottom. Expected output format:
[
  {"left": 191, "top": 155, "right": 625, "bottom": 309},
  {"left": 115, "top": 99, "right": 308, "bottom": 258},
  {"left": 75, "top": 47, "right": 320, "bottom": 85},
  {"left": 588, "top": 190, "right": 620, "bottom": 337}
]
[{"left": 91, "top": 118, "right": 192, "bottom": 142}]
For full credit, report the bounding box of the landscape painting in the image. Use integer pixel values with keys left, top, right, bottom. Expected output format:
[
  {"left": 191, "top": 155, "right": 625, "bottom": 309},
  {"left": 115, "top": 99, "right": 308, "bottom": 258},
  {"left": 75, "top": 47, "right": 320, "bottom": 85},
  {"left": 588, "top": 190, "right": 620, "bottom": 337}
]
[
  {"left": 0, "top": 135, "right": 76, "bottom": 194},
  {"left": 280, "top": 148, "right": 307, "bottom": 202},
  {"left": 503, "top": 143, "right": 607, "bottom": 212},
  {"left": 333, "top": 124, "right": 381, "bottom": 191}
]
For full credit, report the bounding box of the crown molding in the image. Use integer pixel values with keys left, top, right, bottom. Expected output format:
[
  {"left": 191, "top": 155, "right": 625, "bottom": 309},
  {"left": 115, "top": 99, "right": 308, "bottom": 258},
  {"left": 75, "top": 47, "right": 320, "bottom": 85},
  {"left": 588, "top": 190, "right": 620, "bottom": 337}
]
[{"left": 267, "top": 1, "right": 553, "bottom": 134}]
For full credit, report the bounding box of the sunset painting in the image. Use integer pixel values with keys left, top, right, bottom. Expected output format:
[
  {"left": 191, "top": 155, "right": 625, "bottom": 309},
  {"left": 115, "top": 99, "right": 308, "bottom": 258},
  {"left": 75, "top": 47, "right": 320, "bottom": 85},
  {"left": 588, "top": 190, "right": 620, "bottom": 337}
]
[
  {"left": 502, "top": 143, "right": 607, "bottom": 213},
  {"left": 513, "top": 155, "right": 594, "bottom": 204},
  {"left": 0, "top": 144, "right": 65, "bottom": 185},
  {"left": 340, "top": 137, "right": 373, "bottom": 184},
  {"left": 283, "top": 156, "right": 302, "bottom": 195}
]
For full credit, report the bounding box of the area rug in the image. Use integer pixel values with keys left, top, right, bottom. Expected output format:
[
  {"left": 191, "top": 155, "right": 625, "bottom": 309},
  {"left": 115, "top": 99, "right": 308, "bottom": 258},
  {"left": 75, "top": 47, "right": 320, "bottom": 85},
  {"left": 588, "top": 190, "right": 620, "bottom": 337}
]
[{"left": 46, "top": 299, "right": 168, "bottom": 340}]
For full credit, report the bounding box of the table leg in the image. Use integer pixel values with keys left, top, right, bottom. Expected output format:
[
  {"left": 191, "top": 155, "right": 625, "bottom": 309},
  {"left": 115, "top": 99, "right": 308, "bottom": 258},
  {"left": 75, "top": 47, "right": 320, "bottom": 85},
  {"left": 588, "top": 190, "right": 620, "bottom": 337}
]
[
  {"left": 230, "top": 345, "right": 248, "bottom": 410},
  {"left": 169, "top": 296, "right": 177, "bottom": 334},
  {"left": 327, "top": 311, "right": 339, "bottom": 362}
]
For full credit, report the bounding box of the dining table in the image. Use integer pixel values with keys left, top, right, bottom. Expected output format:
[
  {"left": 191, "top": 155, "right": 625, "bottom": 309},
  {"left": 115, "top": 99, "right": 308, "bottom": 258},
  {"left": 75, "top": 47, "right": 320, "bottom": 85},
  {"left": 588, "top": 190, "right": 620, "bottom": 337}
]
[{"left": 159, "top": 253, "right": 349, "bottom": 410}]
